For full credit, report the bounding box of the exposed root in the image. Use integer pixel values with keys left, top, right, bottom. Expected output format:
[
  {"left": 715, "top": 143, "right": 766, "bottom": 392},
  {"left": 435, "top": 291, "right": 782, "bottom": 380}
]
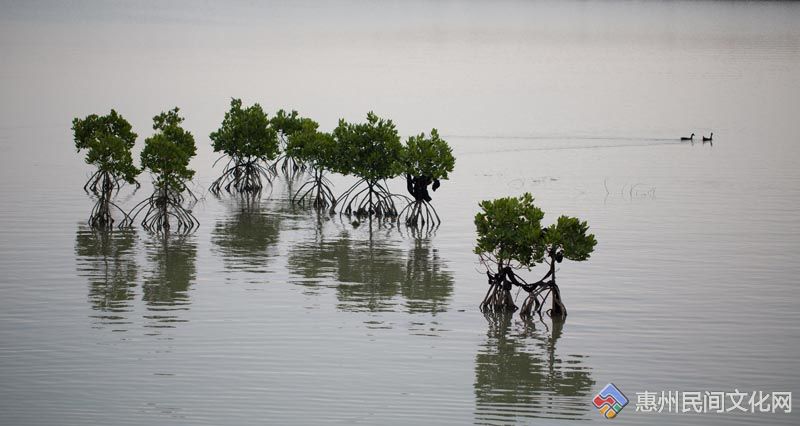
[
  {"left": 89, "top": 195, "right": 131, "bottom": 229},
  {"left": 517, "top": 259, "right": 568, "bottom": 319},
  {"left": 270, "top": 154, "right": 307, "bottom": 179},
  {"left": 84, "top": 169, "right": 139, "bottom": 197},
  {"left": 398, "top": 199, "right": 441, "bottom": 229},
  {"left": 210, "top": 156, "right": 274, "bottom": 195},
  {"left": 399, "top": 174, "right": 442, "bottom": 228},
  {"left": 479, "top": 269, "right": 519, "bottom": 313},
  {"left": 519, "top": 281, "right": 567, "bottom": 319},
  {"left": 292, "top": 168, "right": 336, "bottom": 212},
  {"left": 479, "top": 262, "right": 568, "bottom": 319},
  {"left": 86, "top": 171, "right": 135, "bottom": 229},
  {"left": 336, "top": 179, "right": 405, "bottom": 219},
  {"left": 126, "top": 187, "right": 198, "bottom": 234}
]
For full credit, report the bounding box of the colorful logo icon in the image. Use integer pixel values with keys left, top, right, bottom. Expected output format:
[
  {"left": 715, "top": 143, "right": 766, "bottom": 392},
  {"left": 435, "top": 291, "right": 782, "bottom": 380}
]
[{"left": 593, "top": 383, "right": 629, "bottom": 418}]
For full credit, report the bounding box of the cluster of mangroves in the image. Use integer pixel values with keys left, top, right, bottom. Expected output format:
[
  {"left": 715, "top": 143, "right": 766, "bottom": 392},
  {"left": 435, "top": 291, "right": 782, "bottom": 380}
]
[{"left": 73, "top": 99, "right": 455, "bottom": 234}]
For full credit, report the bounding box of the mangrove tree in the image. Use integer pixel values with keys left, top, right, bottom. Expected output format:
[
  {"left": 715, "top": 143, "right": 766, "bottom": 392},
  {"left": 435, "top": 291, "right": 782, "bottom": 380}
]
[
  {"left": 474, "top": 193, "right": 596, "bottom": 319},
  {"left": 334, "top": 112, "right": 404, "bottom": 218},
  {"left": 129, "top": 108, "right": 198, "bottom": 233},
  {"left": 72, "top": 110, "right": 140, "bottom": 229},
  {"left": 399, "top": 129, "right": 455, "bottom": 228}
]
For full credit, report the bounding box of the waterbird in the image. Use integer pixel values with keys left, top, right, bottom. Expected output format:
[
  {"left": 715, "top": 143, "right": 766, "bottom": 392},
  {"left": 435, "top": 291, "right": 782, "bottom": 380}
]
[
  {"left": 681, "top": 133, "right": 695, "bottom": 141},
  {"left": 703, "top": 133, "right": 713, "bottom": 142}
]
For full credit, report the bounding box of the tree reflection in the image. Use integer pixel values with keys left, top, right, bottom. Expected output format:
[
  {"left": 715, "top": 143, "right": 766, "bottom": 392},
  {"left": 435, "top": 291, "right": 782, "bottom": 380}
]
[
  {"left": 211, "top": 198, "right": 282, "bottom": 273},
  {"left": 474, "top": 313, "right": 594, "bottom": 423},
  {"left": 287, "top": 228, "right": 453, "bottom": 314},
  {"left": 334, "top": 237, "right": 404, "bottom": 312},
  {"left": 401, "top": 237, "right": 453, "bottom": 314},
  {"left": 142, "top": 234, "right": 197, "bottom": 329},
  {"left": 75, "top": 226, "right": 138, "bottom": 328},
  {"left": 287, "top": 230, "right": 349, "bottom": 286}
]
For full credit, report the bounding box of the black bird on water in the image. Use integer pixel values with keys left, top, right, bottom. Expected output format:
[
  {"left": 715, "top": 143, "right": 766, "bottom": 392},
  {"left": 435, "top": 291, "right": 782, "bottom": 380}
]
[
  {"left": 681, "top": 133, "right": 695, "bottom": 141},
  {"left": 703, "top": 133, "right": 713, "bottom": 142}
]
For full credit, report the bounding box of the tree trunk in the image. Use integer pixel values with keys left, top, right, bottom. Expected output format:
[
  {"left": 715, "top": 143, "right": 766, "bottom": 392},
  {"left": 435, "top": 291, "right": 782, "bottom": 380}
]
[{"left": 549, "top": 256, "right": 567, "bottom": 318}]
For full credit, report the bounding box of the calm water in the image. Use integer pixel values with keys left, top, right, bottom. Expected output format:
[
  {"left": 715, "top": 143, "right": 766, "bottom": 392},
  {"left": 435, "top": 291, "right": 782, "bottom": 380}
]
[{"left": 1, "top": 1, "right": 799, "bottom": 424}]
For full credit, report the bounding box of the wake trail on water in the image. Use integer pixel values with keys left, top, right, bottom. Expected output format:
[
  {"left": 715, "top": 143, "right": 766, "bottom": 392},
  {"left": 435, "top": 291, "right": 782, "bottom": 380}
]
[{"left": 444, "top": 134, "right": 686, "bottom": 155}]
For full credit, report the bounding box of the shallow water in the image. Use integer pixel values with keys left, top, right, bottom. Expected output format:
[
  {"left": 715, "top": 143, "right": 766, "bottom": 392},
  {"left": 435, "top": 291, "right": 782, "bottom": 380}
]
[{"left": 1, "top": 1, "right": 799, "bottom": 424}]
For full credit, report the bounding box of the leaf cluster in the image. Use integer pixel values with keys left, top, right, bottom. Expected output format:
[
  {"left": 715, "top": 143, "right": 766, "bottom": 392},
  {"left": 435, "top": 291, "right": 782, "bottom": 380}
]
[
  {"left": 474, "top": 193, "right": 597, "bottom": 268},
  {"left": 543, "top": 216, "right": 597, "bottom": 261},
  {"left": 474, "top": 193, "right": 545, "bottom": 268},
  {"left": 333, "top": 112, "right": 404, "bottom": 180},
  {"left": 72, "top": 110, "right": 139, "bottom": 184},
  {"left": 402, "top": 129, "right": 455, "bottom": 180},
  {"left": 209, "top": 98, "right": 278, "bottom": 161},
  {"left": 140, "top": 107, "right": 196, "bottom": 191},
  {"left": 271, "top": 109, "right": 318, "bottom": 141},
  {"left": 285, "top": 124, "right": 338, "bottom": 171}
]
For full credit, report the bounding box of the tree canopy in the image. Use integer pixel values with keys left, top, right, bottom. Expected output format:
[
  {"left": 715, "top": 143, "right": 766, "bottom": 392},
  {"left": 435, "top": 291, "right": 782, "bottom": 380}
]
[
  {"left": 543, "top": 216, "right": 597, "bottom": 262},
  {"left": 286, "top": 125, "right": 337, "bottom": 170},
  {"left": 141, "top": 107, "right": 196, "bottom": 190},
  {"left": 72, "top": 109, "right": 139, "bottom": 186},
  {"left": 333, "top": 112, "right": 403, "bottom": 181},
  {"left": 210, "top": 98, "right": 278, "bottom": 161},
  {"left": 402, "top": 129, "right": 455, "bottom": 181},
  {"left": 474, "top": 193, "right": 545, "bottom": 268},
  {"left": 271, "top": 109, "right": 318, "bottom": 140}
]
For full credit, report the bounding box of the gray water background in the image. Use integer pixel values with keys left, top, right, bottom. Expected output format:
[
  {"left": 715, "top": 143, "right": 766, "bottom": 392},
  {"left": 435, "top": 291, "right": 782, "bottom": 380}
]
[{"left": 1, "top": 0, "right": 799, "bottom": 424}]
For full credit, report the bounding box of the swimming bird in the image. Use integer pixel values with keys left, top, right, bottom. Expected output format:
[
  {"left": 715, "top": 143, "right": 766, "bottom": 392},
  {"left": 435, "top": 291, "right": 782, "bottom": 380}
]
[
  {"left": 703, "top": 133, "right": 713, "bottom": 142},
  {"left": 681, "top": 133, "right": 695, "bottom": 141}
]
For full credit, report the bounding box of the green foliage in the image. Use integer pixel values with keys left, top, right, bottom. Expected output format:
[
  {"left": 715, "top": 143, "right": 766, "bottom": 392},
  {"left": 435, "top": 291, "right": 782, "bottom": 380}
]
[
  {"left": 474, "top": 193, "right": 545, "bottom": 268},
  {"left": 475, "top": 193, "right": 597, "bottom": 267},
  {"left": 271, "top": 109, "right": 318, "bottom": 140},
  {"left": 403, "top": 129, "right": 455, "bottom": 180},
  {"left": 543, "top": 216, "right": 597, "bottom": 261},
  {"left": 333, "top": 112, "right": 404, "bottom": 180},
  {"left": 72, "top": 110, "right": 139, "bottom": 184},
  {"left": 210, "top": 98, "right": 278, "bottom": 161},
  {"left": 141, "top": 108, "right": 196, "bottom": 191},
  {"left": 286, "top": 126, "right": 338, "bottom": 171}
]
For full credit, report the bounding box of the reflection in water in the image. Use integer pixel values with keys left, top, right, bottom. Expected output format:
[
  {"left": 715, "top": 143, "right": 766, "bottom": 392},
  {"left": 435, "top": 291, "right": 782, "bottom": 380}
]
[
  {"left": 402, "top": 237, "right": 453, "bottom": 314},
  {"left": 334, "top": 237, "right": 404, "bottom": 312},
  {"left": 75, "top": 226, "right": 138, "bottom": 329},
  {"left": 474, "top": 314, "right": 594, "bottom": 423},
  {"left": 211, "top": 198, "right": 282, "bottom": 273},
  {"left": 287, "top": 231, "right": 347, "bottom": 285},
  {"left": 142, "top": 235, "right": 197, "bottom": 330},
  {"left": 288, "top": 227, "right": 453, "bottom": 314}
]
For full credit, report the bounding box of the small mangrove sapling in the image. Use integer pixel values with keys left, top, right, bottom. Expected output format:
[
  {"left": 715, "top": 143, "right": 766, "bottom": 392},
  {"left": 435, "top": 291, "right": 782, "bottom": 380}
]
[
  {"left": 474, "top": 193, "right": 545, "bottom": 312},
  {"left": 72, "top": 110, "right": 140, "bottom": 229},
  {"left": 334, "top": 112, "right": 404, "bottom": 218},
  {"left": 209, "top": 99, "right": 278, "bottom": 195},
  {"left": 399, "top": 129, "right": 455, "bottom": 227},
  {"left": 128, "top": 108, "right": 199, "bottom": 233},
  {"left": 285, "top": 121, "right": 339, "bottom": 210}
]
